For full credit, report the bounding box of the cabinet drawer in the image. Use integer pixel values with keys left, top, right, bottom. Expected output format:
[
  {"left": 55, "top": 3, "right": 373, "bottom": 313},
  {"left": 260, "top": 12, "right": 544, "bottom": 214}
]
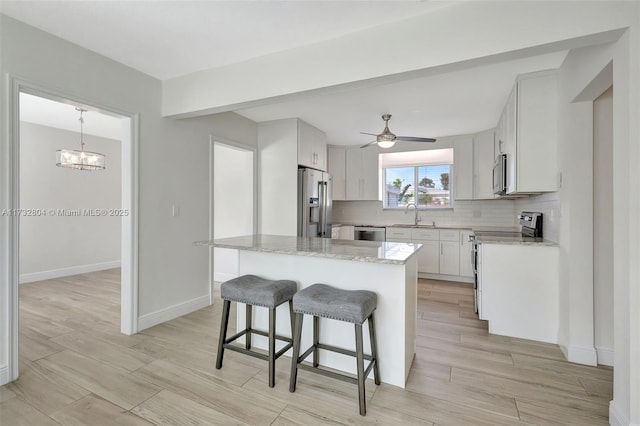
[
  {"left": 386, "top": 228, "right": 412, "bottom": 241},
  {"left": 439, "top": 229, "right": 460, "bottom": 242},
  {"left": 411, "top": 229, "right": 439, "bottom": 241}
]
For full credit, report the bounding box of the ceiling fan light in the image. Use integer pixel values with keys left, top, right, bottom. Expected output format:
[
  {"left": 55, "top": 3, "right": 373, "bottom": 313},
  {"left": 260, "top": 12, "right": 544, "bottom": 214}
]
[{"left": 377, "top": 140, "right": 396, "bottom": 149}]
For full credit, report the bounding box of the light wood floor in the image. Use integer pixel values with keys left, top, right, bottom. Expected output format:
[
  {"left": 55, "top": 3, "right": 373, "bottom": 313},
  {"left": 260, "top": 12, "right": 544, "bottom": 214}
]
[{"left": 1, "top": 269, "right": 613, "bottom": 425}]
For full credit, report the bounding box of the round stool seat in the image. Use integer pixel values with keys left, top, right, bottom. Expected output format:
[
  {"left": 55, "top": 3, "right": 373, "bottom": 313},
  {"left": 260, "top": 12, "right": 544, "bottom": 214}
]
[
  {"left": 293, "top": 283, "right": 377, "bottom": 325},
  {"left": 221, "top": 274, "right": 297, "bottom": 308}
]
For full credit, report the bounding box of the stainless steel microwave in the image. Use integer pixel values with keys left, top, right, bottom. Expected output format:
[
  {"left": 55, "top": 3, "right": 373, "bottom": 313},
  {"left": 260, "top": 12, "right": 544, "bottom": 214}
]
[{"left": 493, "top": 154, "right": 507, "bottom": 195}]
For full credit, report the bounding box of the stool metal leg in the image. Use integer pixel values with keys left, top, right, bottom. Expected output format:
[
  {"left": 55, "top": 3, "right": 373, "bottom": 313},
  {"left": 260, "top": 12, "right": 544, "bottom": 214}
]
[
  {"left": 268, "top": 307, "right": 276, "bottom": 388},
  {"left": 355, "top": 323, "right": 366, "bottom": 416},
  {"left": 289, "top": 313, "right": 303, "bottom": 392},
  {"left": 246, "top": 304, "right": 252, "bottom": 350},
  {"left": 313, "top": 316, "right": 320, "bottom": 368},
  {"left": 367, "top": 313, "right": 380, "bottom": 385},
  {"left": 216, "top": 300, "right": 231, "bottom": 369}
]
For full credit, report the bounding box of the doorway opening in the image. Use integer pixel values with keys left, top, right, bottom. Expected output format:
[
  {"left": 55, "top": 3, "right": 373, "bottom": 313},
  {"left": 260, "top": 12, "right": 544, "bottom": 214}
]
[
  {"left": 593, "top": 85, "right": 614, "bottom": 366},
  {"left": 6, "top": 79, "right": 139, "bottom": 382},
  {"left": 211, "top": 140, "right": 256, "bottom": 286}
]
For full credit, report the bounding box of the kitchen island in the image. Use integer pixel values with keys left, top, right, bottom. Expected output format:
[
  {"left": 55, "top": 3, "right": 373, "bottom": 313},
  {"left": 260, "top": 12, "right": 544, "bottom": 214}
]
[{"left": 196, "top": 234, "right": 422, "bottom": 388}]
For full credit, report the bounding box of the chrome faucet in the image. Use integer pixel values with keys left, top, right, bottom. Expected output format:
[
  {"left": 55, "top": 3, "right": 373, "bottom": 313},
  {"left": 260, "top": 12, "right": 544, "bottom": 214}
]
[{"left": 405, "top": 202, "right": 421, "bottom": 225}]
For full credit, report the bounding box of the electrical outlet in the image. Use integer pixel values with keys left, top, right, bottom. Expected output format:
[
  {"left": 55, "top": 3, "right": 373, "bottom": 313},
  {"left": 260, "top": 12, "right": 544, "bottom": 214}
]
[{"left": 172, "top": 205, "right": 180, "bottom": 217}]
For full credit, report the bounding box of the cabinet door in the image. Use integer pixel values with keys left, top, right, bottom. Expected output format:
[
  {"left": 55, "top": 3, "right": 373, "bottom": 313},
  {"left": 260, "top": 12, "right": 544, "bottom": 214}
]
[
  {"left": 503, "top": 86, "right": 517, "bottom": 194},
  {"left": 297, "top": 120, "right": 315, "bottom": 168},
  {"left": 314, "top": 126, "right": 327, "bottom": 171},
  {"left": 473, "top": 130, "right": 496, "bottom": 200},
  {"left": 439, "top": 241, "right": 460, "bottom": 276},
  {"left": 345, "top": 148, "right": 362, "bottom": 199},
  {"left": 418, "top": 240, "right": 439, "bottom": 274},
  {"left": 328, "top": 147, "right": 346, "bottom": 200},
  {"left": 339, "top": 225, "right": 354, "bottom": 240},
  {"left": 453, "top": 137, "right": 474, "bottom": 200},
  {"left": 360, "top": 147, "right": 379, "bottom": 200},
  {"left": 459, "top": 230, "right": 474, "bottom": 278},
  {"left": 386, "top": 228, "right": 412, "bottom": 241}
]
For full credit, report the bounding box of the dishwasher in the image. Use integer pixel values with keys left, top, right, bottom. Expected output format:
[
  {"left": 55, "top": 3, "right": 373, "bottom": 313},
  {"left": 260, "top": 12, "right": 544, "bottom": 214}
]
[{"left": 353, "top": 226, "right": 386, "bottom": 242}]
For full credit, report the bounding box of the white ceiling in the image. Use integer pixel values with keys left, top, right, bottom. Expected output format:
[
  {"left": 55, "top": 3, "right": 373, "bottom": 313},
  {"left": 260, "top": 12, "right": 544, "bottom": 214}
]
[
  {"left": 235, "top": 50, "right": 568, "bottom": 145},
  {"left": 20, "top": 93, "right": 123, "bottom": 141},
  {"left": 0, "top": 0, "right": 452, "bottom": 80},
  {"left": 4, "top": 1, "right": 569, "bottom": 145}
]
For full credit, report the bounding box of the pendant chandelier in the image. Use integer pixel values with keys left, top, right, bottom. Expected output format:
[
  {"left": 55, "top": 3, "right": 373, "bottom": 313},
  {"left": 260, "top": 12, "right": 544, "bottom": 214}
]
[{"left": 55, "top": 108, "right": 106, "bottom": 171}]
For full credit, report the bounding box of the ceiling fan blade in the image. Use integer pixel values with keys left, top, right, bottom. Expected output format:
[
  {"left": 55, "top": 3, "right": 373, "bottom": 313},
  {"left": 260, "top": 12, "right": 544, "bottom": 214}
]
[
  {"left": 396, "top": 136, "right": 437, "bottom": 143},
  {"left": 360, "top": 132, "right": 378, "bottom": 136},
  {"left": 360, "top": 140, "right": 378, "bottom": 148}
]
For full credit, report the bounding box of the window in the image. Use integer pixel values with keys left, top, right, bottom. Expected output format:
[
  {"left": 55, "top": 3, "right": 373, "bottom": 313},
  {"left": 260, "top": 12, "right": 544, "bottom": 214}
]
[{"left": 381, "top": 149, "right": 453, "bottom": 209}]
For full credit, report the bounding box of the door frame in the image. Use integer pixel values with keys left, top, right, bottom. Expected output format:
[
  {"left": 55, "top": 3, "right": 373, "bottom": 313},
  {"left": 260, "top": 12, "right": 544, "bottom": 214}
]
[
  {"left": 4, "top": 76, "right": 140, "bottom": 382},
  {"left": 208, "top": 135, "right": 257, "bottom": 302}
]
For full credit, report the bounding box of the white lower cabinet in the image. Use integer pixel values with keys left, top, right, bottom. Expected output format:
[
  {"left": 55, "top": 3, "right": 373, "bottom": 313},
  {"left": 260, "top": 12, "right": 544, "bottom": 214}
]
[
  {"left": 478, "top": 243, "right": 559, "bottom": 343},
  {"left": 418, "top": 241, "right": 440, "bottom": 274},
  {"left": 386, "top": 227, "right": 471, "bottom": 280},
  {"left": 439, "top": 241, "right": 460, "bottom": 275}
]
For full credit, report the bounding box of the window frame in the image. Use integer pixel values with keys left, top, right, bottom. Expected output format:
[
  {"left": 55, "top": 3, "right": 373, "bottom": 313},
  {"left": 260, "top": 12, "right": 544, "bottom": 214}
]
[{"left": 382, "top": 163, "right": 454, "bottom": 210}]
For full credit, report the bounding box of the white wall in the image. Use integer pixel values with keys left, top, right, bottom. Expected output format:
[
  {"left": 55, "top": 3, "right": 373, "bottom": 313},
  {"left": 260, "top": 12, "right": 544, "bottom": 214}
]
[
  {"left": 554, "top": 31, "right": 639, "bottom": 425},
  {"left": 593, "top": 86, "right": 614, "bottom": 366},
  {"left": 213, "top": 143, "right": 253, "bottom": 282},
  {"left": 0, "top": 15, "right": 258, "bottom": 383},
  {"left": 19, "top": 122, "right": 121, "bottom": 282}
]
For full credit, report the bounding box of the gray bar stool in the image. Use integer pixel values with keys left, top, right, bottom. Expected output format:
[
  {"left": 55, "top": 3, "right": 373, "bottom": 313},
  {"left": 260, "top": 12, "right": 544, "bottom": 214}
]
[
  {"left": 289, "top": 283, "right": 380, "bottom": 416},
  {"left": 216, "top": 274, "right": 297, "bottom": 388}
]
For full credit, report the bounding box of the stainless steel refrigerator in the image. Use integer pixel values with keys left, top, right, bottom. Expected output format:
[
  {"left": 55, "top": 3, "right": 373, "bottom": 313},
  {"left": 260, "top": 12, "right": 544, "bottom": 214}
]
[{"left": 297, "top": 168, "right": 332, "bottom": 238}]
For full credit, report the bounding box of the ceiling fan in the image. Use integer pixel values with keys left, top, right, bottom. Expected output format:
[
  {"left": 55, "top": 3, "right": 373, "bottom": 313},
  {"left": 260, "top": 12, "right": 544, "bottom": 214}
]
[{"left": 360, "top": 114, "right": 436, "bottom": 148}]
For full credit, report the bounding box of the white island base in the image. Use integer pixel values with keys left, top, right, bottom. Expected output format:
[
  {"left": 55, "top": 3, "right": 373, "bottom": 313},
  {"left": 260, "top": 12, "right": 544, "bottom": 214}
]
[{"left": 231, "top": 250, "right": 417, "bottom": 388}]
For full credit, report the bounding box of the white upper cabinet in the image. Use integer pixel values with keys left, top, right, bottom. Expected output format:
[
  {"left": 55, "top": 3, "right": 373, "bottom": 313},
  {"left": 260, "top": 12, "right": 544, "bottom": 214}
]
[
  {"left": 498, "top": 70, "right": 558, "bottom": 195},
  {"left": 298, "top": 120, "right": 327, "bottom": 171},
  {"left": 453, "top": 136, "right": 474, "bottom": 200},
  {"left": 473, "top": 130, "right": 496, "bottom": 200},
  {"left": 327, "top": 146, "right": 346, "bottom": 200},
  {"left": 345, "top": 147, "right": 379, "bottom": 200}
]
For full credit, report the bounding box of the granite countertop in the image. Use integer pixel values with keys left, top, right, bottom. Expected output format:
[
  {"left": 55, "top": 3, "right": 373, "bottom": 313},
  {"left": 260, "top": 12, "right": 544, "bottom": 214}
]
[
  {"left": 475, "top": 235, "right": 558, "bottom": 246},
  {"left": 195, "top": 234, "right": 423, "bottom": 265}
]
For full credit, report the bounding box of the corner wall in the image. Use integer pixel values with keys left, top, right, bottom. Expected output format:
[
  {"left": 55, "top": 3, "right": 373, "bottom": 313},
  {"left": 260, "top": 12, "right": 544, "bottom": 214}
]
[{"left": 0, "top": 15, "right": 259, "bottom": 383}]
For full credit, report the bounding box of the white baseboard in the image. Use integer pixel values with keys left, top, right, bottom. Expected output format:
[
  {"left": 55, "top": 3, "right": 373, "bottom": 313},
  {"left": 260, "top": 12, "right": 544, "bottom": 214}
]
[
  {"left": 596, "top": 347, "right": 614, "bottom": 367},
  {"left": 213, "top": 271, "right": 237, "bottom": 283},
  {"left": 19, "top": 261, "right": 121, "bottom": 284},
  {"left": 137, "top": 294, "right": 211, "bottom": 332},
  {"left": 565, "top": 344, "right": 598, "bottom": 366},
  {"left": 609, "top": 400, "right": 637, "bottom": 426},
  {"left": 421, "top": 273, "right": 474, "bottom": 283},
  {"left": 0, "top": 363, "right": 9, "bottom": 386}
]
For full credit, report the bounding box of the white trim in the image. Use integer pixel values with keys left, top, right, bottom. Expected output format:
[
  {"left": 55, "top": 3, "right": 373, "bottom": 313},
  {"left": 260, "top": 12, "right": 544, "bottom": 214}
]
[
  {"left": 0, "top": 363, "right": 8, "bottom": 385},
  {"left": 609, "top": 400, "right": 635, "bottom": 426},
  {"left": 19, "top": 261, "right": 121, "bottom": 284},
  {"left": 5, "top": 76, "right": 139, "bottom": 383},
  {"left": 421, "top": 272, "right": 474, "bottom": 283},
  {"left": 595, "top": 347, "right": 614, "bottom": 367},
  {"left": 565, "top": 344, "right": 598, "bottom": 366},
  {"left": 213, "top": 271, "right": 237, "bottom": 283},
  {"left": 137, "top": 294, "right": 211, "bottom": 332}
]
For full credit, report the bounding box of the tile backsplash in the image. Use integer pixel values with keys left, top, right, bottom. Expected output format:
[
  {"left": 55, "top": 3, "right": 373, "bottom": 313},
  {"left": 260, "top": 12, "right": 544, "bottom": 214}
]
[
  {"left": 516, "top": 192, "right": 560, "bottom": 242},
  {"left": 333, "top": 193, "right": 560, "bottom": 242}
]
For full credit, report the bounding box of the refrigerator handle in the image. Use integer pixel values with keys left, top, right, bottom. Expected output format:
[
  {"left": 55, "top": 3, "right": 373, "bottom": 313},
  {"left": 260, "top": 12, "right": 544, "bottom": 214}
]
[{"left": 318, "top": 181, "right": 325, "bottom": 237}]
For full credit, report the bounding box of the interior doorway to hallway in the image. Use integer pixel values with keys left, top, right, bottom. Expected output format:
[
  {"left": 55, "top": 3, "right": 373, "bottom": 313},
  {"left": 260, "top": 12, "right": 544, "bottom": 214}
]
[{"left": 5, "top": 80, "right": 139, "bottom": 383}]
